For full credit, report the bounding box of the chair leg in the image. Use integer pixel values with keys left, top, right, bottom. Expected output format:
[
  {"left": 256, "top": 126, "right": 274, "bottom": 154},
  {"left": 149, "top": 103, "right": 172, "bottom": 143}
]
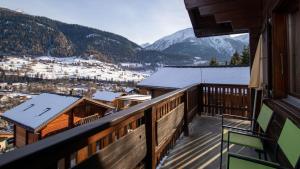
[
  {"left": 220, "top": 127, "right": 224, "bottom": 169},
  {"left": 264, "top": 151, "right": 268, "bottom": 161},
  {"left": 258, "top": 151, "right": 262, "bottom": 159},
  {"left": 220, "top": 140, "right": 223, "bottom": 169}
]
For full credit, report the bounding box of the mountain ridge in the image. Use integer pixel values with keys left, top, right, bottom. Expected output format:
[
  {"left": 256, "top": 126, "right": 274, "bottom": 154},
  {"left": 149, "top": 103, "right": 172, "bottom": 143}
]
[
  {"left": 145, "top": 28, "right": 249, "bottom": 61},
  {"left": 1, "top": 7, "right": 249, "bottom": 65}
]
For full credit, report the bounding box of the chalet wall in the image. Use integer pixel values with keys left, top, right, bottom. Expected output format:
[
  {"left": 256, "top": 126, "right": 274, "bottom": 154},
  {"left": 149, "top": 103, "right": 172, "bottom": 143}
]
[
  {"left": 261, "top": 0, "right": 300, "bottom": 167},
  {"left": 152, "top": 89, "right": 174, "bottom": 98},
  {"left": 41, "top": 113, "right": 70, "bottom": 138},
  {"left": 41, "top": 102, "right": 109, "bottom": 138},
  {"left": 27, "top": 132, "right": 39, "bottom": 144},
  {"left": 15, "top": 125, "right": 26, "bottom": 148},
  {"left": 139, "top": 88, "right": 149, "bottom": 95},
  {"left": 73, "top": 103, "right": 108, "bottom": 123}
]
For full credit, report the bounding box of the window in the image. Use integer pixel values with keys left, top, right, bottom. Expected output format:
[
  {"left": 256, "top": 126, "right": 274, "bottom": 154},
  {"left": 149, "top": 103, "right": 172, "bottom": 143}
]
[{"left": 287, "top": 11, "right": 300, "bottom": 98}]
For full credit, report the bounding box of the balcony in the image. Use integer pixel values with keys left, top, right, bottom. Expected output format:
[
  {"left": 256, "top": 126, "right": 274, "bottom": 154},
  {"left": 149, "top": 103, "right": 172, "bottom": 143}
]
[{"left": 0, "top": 83, "right": 254, "bottom": 169}]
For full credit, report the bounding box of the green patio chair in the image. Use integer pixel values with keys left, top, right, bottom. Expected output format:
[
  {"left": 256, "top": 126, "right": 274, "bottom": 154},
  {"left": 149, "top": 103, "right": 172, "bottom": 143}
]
[
  {"left": 220, "top": 104, "right": 274, "bottom": 168},
  {"left": 227, "top": 118, "right": 300, "bottom": 169}
]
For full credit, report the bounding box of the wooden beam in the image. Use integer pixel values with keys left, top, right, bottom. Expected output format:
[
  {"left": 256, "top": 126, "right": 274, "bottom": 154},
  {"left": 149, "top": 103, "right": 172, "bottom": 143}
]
[
  {"left": 184, "top": 92, "right": 189, "bottom": 136},
  {"left": 214, "top": 9, "right": 262, "bottom": 23},
  {"left": 185, "top": 0, "right": 228, "bottom": 10},
  {"left": 144, "top": 108, "right": 156, "bottom": 169},
  {"left": 197, "top": 0, "right": 261, "bottom": 16},
  {"left": 271, "top": 13, "right": 288, "bottom": 98}
]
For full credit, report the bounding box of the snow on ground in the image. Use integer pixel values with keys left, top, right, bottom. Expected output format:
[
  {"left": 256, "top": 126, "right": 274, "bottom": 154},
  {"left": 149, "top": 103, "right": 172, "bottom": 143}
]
[
  {"left": 120, "top": 62, "right": 144, "bottom": 68},
  {"left": 0, "top": 56, "right": 149, "bottom": 82}
]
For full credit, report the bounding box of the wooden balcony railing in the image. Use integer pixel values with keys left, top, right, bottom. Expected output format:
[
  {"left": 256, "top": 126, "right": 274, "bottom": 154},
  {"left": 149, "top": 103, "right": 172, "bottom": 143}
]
[
  {"left": 0, "top": 83, "right": 250, "bottom": 169},
  {"left": 200, "top": 83, "right": 251, "bottom": 118}
]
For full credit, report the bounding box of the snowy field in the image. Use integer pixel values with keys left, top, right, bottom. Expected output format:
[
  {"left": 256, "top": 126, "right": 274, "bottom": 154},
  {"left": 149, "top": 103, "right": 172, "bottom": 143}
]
[{"left": 0, "top": 56, "right": 149, "bottom": 82}]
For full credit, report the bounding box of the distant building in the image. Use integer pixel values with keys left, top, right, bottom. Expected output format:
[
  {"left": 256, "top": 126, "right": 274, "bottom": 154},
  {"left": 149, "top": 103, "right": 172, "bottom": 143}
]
[
  {"left": 1, "top": 93, "right": 114, "bottom": 148},
  {"left": 0, "top": 130, "right": 13, "bottom": 152},
  {"left": 115, "top": 94, "right": 151, "bottom": 110},
  {"left": 92, "top": 91, "right": 126, "bottom": 108},
  {"left": 123, "top": 87, "right": 137, "bottom": 94},
  {"left": 0, "top": 83, "right": 8, "bottom": 90},
  {"left": 137, "top": 66, "right": 250, "bottom": 98}
]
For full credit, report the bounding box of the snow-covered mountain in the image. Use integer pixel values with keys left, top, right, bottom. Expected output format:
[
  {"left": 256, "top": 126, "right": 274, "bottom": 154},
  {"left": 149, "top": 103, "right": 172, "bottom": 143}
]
[
  {"left": 145, "top": 28, "right": 249, "bottom": 61},
  {"left": 140, "top": 43, "right": 151, "bottom": 48},
  {"left": 146, "top": 28, "right": 196, "bottom": 51}
]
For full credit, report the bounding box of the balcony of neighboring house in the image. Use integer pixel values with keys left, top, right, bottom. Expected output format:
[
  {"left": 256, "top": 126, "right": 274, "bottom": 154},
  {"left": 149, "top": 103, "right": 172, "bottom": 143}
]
[{"left": 0, "top": 0, "right": 299, "bottom": 169}]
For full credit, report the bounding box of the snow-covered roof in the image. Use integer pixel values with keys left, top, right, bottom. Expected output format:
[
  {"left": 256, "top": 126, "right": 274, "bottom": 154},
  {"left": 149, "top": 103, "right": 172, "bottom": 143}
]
[
  {"left": 138, "top": 67, "right": 250, "bottom": 89},
  {"left": 124, "top": 87, "right": 135, "bottom": 93},
  {"left": 92, "top": 91, "right": 123, "bottom": 102},
  {"left": 117, "top": 94, "right": 151, "bottom": 102},
  {"left": 1, "top": 93, "right": 80, "bottom": 131}
]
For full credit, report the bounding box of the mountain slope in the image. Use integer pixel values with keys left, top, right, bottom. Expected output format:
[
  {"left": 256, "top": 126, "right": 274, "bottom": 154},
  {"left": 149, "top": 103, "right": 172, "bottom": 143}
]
[
  {"left": 146, "top": 28, "right": 249, "bottom": 61},
  {"left": 0, "top": 8, "right": 194, "bottom": 65},
  {"left": 0, "top": 8, "right": 141, "bottom": 63}
]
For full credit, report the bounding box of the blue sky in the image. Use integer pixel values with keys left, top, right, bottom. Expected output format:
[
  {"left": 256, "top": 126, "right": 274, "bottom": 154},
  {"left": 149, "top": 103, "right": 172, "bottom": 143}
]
[{"left": 0, "top": 0, "right": 192, "bottom": 44}]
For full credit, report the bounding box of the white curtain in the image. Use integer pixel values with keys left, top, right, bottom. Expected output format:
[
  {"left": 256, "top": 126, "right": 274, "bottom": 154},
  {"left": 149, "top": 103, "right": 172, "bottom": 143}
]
[{"left": 249, "top": 35, "right": 264, "bottom": 90}]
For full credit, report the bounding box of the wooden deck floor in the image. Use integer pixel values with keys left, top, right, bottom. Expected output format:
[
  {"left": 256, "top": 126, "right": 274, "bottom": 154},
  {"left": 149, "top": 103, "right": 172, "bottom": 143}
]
[{"left": 159, "top": 115, "right": 257, "bottom": 169}]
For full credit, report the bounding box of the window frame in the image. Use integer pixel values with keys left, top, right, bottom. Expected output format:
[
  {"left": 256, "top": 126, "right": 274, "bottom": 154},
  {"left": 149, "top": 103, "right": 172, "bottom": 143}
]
[{"left": 287, "top": 11, "right": 300, "bottom": 99}]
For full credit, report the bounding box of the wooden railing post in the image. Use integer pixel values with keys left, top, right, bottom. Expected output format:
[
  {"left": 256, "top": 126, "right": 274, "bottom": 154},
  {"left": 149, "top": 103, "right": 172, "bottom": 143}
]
[
  {"left": 183, "top": 91, "right": 189, "bottom": 136},
  {"left": 144, "top": 107, "right": 156, "bottom": 169},
  {"left": 199, "top": 84, "right": 203, "bottom": 115}
]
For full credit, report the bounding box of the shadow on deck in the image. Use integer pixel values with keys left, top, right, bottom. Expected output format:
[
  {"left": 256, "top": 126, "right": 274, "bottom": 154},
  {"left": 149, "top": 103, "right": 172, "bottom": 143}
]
[{"left": 159, "top": 115, "right": 256, "bottom": 169}]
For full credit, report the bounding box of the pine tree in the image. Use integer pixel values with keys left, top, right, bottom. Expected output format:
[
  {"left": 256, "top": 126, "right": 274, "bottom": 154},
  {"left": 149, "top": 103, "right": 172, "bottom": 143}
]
[
  {"left": 241, "top": 45, "right": 250, "bottom": 65},
  {"left": 230, "top": 51, "right": 242, "bottom": 65},
  {"left": 209, "top": 57, "right": 219, "bottom": 66}
]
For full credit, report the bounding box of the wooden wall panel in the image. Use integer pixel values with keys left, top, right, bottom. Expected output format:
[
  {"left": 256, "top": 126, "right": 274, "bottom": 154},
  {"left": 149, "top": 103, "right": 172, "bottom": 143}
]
[
  {"left": 15, "top": 125, "right": 26, "bottom": 148},
  {"left": 156, "top": 103, "right": 184, "bottom": 146},
  {"left": 152, "top": 89, "right": 174, "bottom": 98},
  {"left": 76, "top": 146, "right": 89, "bottom": 164},
  {"left": 27, "top": 132, "right": 39, "bottom": 144},
  {"left": 41, "top": 113, "right": 70, "bottom": 138},
  {"left": 73, "top": 125, "right": 146, "bottom": 169},
  {"left": 272, "top": 13, "right": 288, "bottom": 98}
]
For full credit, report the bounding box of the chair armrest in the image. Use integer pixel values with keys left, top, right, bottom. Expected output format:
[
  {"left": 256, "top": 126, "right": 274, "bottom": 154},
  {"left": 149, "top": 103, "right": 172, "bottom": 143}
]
[{"left": 228, "top": 153, "right": 287, "bottom": 169}]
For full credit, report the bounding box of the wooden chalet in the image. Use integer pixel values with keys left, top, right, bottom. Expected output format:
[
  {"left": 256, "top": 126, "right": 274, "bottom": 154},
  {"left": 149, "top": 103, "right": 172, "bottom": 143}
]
[
  {"left": 115, "top": 94, "right": 151, "bottom": 110},
  {"left": 1, "top": 93, "right": 114, "bottom": 148},
  {"left": 92, "top": 91, "right": 126, "bottom": 108},
  {"left": 0, "top": 0, "right": 299, "bottom": 169}
]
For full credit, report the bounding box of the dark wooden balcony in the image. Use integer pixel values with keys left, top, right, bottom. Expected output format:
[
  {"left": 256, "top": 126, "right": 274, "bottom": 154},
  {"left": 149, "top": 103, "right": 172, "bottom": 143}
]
[{"left": 0, "top": 83, "right": 252, "bottom": 169}]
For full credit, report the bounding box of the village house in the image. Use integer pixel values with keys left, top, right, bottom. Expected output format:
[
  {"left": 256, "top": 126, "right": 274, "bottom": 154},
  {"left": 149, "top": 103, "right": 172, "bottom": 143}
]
[
  {"left": 115, "top": 94, "right": 151, "bottom": 110},
  {"left": 0, "top": 130, "right": 13, "bottom": 153},
  {"left": 1, "top": 93, "right": 114, "bottom": 148},
  {"left": 92, "top": 91, "right": 126, "bottom": 108}
]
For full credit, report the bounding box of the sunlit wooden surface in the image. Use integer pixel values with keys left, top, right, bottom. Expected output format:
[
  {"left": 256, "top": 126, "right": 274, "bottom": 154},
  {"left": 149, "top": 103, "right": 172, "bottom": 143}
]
[{"left": 160, "top": 115, "right": 256, "bottom": 169}]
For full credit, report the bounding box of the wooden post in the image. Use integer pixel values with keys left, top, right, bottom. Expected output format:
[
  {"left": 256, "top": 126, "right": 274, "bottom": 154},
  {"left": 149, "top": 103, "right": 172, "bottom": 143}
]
[
  {"left": 13, "top": 124, "right": 16, "bottom": 147},
  {"left": 198, "top": 84, "right": 203, "bottom": 116},
  {"left": 144, "top": 107, "right": 156, "bottom": 169},
  {"left": 64, "top": 155, "right": 71, "bottom": 169},
  {"left": 183, "top": 91, "right": 189, "bottom": 136}
]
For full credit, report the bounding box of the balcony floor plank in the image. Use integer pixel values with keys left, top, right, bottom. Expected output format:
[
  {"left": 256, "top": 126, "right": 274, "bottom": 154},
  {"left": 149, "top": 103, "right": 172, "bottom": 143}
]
[{"left": 159, "top": 115, "right": 257, "bottom": 169}]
